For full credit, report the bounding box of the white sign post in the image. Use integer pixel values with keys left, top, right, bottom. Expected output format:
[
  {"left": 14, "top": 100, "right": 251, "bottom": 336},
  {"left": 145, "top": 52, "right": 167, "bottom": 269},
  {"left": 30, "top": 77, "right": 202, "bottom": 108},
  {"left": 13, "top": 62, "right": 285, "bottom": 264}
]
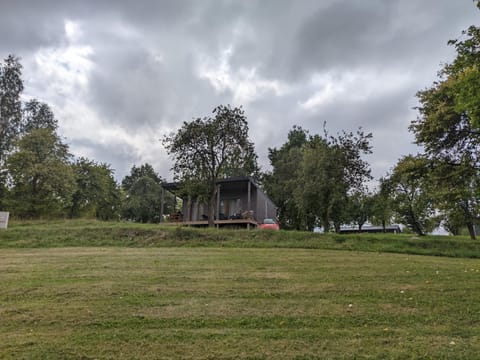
[{"left": 0, "top": 212, "right": 9, "bottom": 229}]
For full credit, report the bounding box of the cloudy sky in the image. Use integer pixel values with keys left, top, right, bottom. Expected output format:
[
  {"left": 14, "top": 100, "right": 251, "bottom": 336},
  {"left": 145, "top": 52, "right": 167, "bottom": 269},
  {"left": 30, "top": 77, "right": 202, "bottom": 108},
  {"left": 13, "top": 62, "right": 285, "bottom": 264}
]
[{"left": 1, "top": 0, "right": 478, "bottom": 183}]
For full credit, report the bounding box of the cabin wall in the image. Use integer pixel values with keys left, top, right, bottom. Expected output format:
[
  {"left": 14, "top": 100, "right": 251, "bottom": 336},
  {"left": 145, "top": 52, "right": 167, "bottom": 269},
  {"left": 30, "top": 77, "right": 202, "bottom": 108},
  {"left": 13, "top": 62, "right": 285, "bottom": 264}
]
[{"left": 255, "top": 187, "right": 276, "bottom": 222}]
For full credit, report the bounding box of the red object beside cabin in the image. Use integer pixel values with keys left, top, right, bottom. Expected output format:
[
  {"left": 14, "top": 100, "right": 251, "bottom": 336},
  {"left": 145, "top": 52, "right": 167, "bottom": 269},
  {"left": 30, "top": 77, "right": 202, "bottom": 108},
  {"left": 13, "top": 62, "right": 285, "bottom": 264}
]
[{"left": 259, "top": 218, "right": 279, "bottom": 230}]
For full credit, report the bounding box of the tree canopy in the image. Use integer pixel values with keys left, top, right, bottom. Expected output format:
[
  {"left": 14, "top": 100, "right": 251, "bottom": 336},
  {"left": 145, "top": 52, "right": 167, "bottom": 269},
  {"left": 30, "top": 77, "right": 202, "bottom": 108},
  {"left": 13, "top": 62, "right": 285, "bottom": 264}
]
[
  {"left": 409, "top": 15, "right": 480, "bottom": 238},
  {"left": 163, "top": 105, "right": 259, "bottom": 226},
  {"left": 121, "top": 163, "right": 173, "bottom": 223},
  {"left": 265, "top": 126, "right": 372, "bottom": 232},
  {"left": 5, "top": 128, "right": 76, "bottom": 218}
]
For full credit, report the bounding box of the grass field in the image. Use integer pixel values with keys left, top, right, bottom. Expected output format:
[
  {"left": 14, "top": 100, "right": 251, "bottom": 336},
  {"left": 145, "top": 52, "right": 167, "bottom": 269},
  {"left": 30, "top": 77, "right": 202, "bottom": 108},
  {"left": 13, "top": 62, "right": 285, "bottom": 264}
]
[{"left": 0, "top": 221, "right": 479, "bottom": 358}]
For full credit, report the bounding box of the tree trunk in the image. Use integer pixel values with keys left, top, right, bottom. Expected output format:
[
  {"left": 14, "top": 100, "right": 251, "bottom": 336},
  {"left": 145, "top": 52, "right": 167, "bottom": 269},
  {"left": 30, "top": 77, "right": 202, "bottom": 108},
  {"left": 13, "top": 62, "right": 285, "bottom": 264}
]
[
  {"left": 334, "top": 222, "right": 341, "bottom": 233},
  {"left": 466, "top": 222, "right": 476, "bottom": 240},
  {"left": 412, "top": 220, "right": 425, "bottom": 236},
  {"left": 382, "top": 219, "right": 386, "bottom": 233},
  {"left": 322, "top": 216, "right": 329, "bottom": 233},
  {"left": 208, "top": 193, "right": 217, "bottom": 227}
]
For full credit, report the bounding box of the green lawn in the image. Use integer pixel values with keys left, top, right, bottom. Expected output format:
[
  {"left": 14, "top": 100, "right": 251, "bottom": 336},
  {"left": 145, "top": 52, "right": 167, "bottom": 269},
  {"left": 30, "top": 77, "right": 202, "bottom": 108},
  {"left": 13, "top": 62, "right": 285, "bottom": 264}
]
[{"left": 1, "top": 246, "right": 479, "bottom": 359}]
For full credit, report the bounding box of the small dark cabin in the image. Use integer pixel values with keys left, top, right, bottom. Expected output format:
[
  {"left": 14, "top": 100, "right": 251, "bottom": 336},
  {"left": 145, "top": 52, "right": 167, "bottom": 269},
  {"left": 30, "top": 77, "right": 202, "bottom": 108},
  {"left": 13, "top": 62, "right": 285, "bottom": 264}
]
[{"left": 161, "top": 176, "right": 277, "bottom": 228}]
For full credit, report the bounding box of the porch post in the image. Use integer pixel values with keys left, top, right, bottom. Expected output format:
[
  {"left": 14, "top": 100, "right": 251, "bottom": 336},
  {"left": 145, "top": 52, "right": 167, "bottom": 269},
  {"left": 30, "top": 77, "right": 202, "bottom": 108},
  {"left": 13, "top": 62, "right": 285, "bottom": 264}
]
[
  {"left": 187, "top": 195, "right": 191, "bottom": 223},
  {"left": 247, "top": 180, "right": 251, "bottom": 230},
  {"left": 247, "top": 180, "right": 251, "bottom": 212},
  {"left": 216, "top": 185, "right": 221, "bottom": 229},
  {"left": 160, "top": 186, "right": 164, "bottom": 223}
]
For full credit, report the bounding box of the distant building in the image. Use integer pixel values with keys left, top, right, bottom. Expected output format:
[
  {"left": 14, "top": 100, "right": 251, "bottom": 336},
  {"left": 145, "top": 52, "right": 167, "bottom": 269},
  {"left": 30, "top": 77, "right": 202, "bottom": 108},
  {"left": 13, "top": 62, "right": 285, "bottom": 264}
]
[{"left": 339, "top": 224, "right": 402, "bottom": 234}]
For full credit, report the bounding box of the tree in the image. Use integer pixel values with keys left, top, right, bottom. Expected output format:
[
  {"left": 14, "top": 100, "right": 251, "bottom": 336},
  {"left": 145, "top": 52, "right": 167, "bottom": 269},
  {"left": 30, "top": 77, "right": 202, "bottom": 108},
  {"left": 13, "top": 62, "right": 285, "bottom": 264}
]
[
  {"left": 411, "top": 25, "right": 480, "bottom": 169},
  {"left": 347, "top": 190, "right": 374, "bottom": 231},
  {"left": 385, "top": 155, "right": 437, "bottom": 236},
  {"left": 121, "top": 163, "right": 171, "bottom": 223},
  {"left": 122, "top": 176, "right": 162, "bottom": 223},
  {"left": 294, "top": 128, "right": 372, "bottom": 232},
  {"left": 5, "top": 128, "right": 75, "bottom": 218},
  {"left": 263, "top": 126, "right": 309, "bottom": 230},
  {"left": 410, "top": 16, "right": 480, "bottom": 238},
  {"left": 446, "top": 23, "right": 480, "bottom": 128},
  {"left": 0, "top": 55, "right": 23, "bottom": 156},
  {"left": 295, "top": 137, "right": 346, "bottom": 232},
  {"left": 369, "top": 177, "right": 394, "bottom": 232},
  {"left": 0, "top": 55, "right": 24, "bottom": 210},
  {"left": 163, "top": 105, "right": 258, "bottom": 227},
  {"left": 70, "top": 157, "right": 122, "bottom": 220},
  {"left": 429, "top": 161, "right": 480, "bottom": 239},
  {"left": 22, "top": 99, "right": 58, "bottom": 134},
  {"left": 122, "top": 163, "right": 162, "bottom": 192}
]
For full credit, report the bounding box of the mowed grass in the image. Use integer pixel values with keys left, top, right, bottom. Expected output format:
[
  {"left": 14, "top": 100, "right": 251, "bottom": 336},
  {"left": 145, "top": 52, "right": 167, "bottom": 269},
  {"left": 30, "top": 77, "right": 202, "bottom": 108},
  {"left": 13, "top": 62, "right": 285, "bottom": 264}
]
[{"left": 1, "top": 247, "right": 479, "bottom": 359}]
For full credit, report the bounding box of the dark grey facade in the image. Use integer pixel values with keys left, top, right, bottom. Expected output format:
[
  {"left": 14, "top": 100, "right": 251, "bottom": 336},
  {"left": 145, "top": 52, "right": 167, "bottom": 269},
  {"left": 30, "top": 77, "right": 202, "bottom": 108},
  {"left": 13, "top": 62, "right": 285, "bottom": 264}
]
[{"left": 165, "top": 177, "right": 277, "bottom": 224}]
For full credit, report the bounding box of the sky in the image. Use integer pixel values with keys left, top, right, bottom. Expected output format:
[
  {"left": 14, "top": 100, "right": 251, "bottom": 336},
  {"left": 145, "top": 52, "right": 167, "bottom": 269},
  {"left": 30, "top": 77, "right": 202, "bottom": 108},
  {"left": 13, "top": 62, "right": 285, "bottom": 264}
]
[{"left": 1, "top": 0, "right": 479, "bottom": 184}]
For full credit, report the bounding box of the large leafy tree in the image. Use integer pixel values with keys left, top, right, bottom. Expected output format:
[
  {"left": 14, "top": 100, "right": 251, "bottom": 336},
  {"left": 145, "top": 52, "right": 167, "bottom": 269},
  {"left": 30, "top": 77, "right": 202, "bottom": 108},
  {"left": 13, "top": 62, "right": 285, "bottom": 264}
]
[
  {"left": 265, "top": 126, "right": 372, "bottom": 232},
  {"left": 5, "top": 128, "right": 76, "bottom": 218},
  {"left": 0, "top": 55, "right": 24, "bottom": 210},
  {"left": 385, "top": 155, "right": 437, "bottom": 236},
  {"left": 410, "top": 10, "right": 480, "bottom": 238},
  {"left": 70, "top": 157, "right": 122, "bottom": 220},
  {"left": 163, "top": 105, "right": 258, "bottom": 226},
  {"left": 294, "top": 129, "right": 372, "bottom": 232}
]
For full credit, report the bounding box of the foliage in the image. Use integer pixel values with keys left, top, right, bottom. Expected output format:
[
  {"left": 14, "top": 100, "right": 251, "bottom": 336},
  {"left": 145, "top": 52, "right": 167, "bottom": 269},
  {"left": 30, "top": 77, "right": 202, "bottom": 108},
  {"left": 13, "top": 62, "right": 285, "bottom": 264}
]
[
  {"left": 121, "top": 163, "right": 171, "bottom": 223},
  {"left": 295, "top": 137, "right": 346, "bottom": 232},
  {"left": 429, "top": 161, "right": 480, "bottom": 239},
  {"left": 266, "top": 126, "right": 372, "bottom": 232},
  {"left": 347, "top": 190, "right": 374, "bottom": 231},
  {"left": 22, "top": 98, "right": 58, "bottom": 134},
  {"left": 409, "top": 21, "right": 480, "bottom": 238},
  {"left": 163, "top": 105, "right": 258, "bottom": 226},
  {"left": 122, "top": 163, "right": 162, "bottom": 191},
  {"left": 369, "top": 177, "right": 394, "bottom": 231},
  {"left": 0, "top": 55, "right": 23, "bottom": 210},
  {"left": 0, "top": 55, "right": 23, "bottom": 158},
  {"left": 385, "top": 155, "right": 438, "bottom": 236},
  {"left": 263, "top": 126, "right": 309, "bottom": 230},
  {"left": 70, "top": 157, "right": 122, "bottom": 220},
  {"left": 5, "top": 128, "right": 76, "bottom": 218},
  {"left": 411, "top": 23, "right": 480, "bottom": 166},
  {"left": 446, "top": 25, "right": 480, "bottom": 128},
  {"left": 295, "top": 128, "right": 372, "bottom": 232}
]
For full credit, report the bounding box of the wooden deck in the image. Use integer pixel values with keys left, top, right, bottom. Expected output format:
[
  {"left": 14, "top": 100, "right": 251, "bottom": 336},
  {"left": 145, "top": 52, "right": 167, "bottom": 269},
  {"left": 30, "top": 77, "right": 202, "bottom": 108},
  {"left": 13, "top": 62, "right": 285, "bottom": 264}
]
[{"left": 161, "top": 219, "right": 258, "bottom": 228}]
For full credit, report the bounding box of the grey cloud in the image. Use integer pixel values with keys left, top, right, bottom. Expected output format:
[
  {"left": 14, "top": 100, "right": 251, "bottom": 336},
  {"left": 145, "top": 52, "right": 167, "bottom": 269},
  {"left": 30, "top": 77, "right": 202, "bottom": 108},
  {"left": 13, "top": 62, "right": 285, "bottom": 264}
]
[
  {"left": 0, "top": 0, "right": 478, "bottom": 182},
  {"left": 69, "top": 136, "right": 138, "bottom": 177}
]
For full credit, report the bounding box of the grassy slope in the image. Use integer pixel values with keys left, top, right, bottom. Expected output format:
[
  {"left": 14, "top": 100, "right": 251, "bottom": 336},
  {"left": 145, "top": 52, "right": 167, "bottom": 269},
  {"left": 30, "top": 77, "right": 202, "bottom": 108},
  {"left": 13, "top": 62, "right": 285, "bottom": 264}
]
[
  {"left": 1, "top": 219, "right": 480, "bottom": 258},
  {"left": 0, "top": 247, "right": 479, "bottom": 359},
  {"left": 1, "top": 220, "right": 479, "bottom": 358}
]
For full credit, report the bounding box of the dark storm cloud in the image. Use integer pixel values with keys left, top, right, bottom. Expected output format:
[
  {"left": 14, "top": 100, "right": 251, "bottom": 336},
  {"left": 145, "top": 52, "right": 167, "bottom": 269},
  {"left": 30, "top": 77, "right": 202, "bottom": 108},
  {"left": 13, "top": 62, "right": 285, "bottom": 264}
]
[{"left": 0, "top": 0, "right": 478, "bottom": 181}]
